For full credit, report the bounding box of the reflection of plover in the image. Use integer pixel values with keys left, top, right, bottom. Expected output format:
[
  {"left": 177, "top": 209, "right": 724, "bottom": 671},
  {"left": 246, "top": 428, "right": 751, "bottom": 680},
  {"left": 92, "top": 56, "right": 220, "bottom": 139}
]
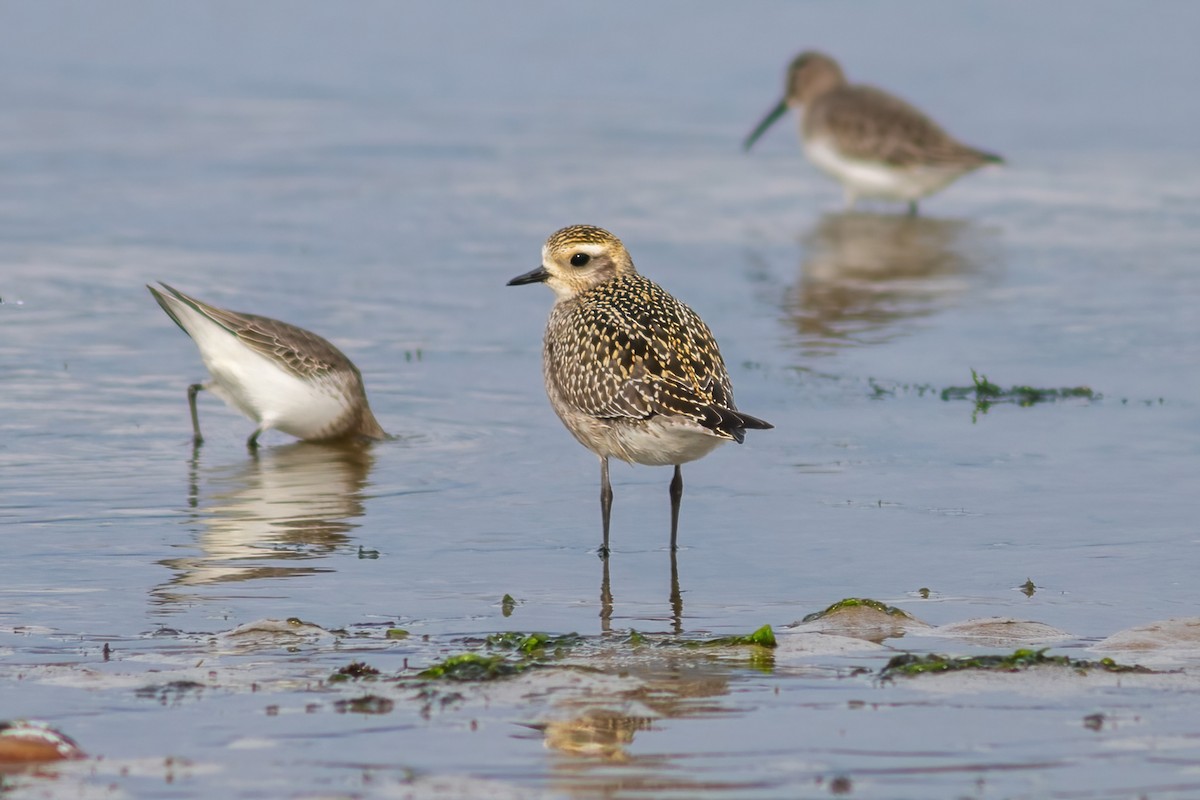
[
  {"left": 508, "top": 225, "right": 772, "bottom": 556},
  {"left": 147, "top": 283, "right": 385, "bottom": 448},
  {"left": 744, "top": 51, "right": 1003, "bottom": 215}
]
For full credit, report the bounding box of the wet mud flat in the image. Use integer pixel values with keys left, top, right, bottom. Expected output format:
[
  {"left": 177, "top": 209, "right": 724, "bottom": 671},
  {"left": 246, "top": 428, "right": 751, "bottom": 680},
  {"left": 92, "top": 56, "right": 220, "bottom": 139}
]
[{"left": 6, "top": 604, "right": 1200, "bottom": 799}]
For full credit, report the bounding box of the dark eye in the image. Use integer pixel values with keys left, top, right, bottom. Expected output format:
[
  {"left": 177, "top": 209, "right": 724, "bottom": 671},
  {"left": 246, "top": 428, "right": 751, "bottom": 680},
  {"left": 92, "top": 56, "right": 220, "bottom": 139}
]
[{"left": 570, "top": 252, "right": 590, "bottom": 268}]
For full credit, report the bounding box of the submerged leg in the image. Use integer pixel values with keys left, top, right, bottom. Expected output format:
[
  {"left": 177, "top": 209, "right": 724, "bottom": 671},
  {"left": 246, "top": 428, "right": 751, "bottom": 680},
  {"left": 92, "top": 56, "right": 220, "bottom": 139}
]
[
  {"left": 599, "top": 456, "right": 613, "bottom": 558},
  {"left": 246, "top": 426, "right": 266, "bottom": 451},
  {"left": 907, "top": 199, "right": 919, "bottom": 217},
  {"left": 187, "top": 438, "right": 201, "bottom": 509},
  {"left": 187, "top": 383, "right": 205, "bottom": 445},
  {"left": 669, "top": 465, "right": 683, "bottom": 552},
  {"left": 599, "top": 556, "right": 613, "bottom": 631},
  {"left": 669, "top": 547, "right": 683, "bottom": 635}
]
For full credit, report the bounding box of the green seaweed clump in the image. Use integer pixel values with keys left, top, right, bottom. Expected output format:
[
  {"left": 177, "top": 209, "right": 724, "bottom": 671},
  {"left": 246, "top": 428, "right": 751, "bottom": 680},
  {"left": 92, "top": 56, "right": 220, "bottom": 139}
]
[
  {"left": 416, "top": 653, "right": 527, "bottom": 681},
  {"left": 328, "top": 661, "right": 381, "bottom": 683},
  {"left": 485, "top": 631, "right": 582, "bottom": 656},
  {"left": 691, "top": 624, "right": 777, "bottom": 649},
  {"left": 801, "top": 598, "right": 914, "bottom": 623},
  {"left": 941, "top": 369, "right": 1096, "bottom": 419},
  {"left": 880, "top": 648, "right": 1151, "bottom": 679},
  {"left": 501, "top": 594, "right": 517, "bottom": 617}
]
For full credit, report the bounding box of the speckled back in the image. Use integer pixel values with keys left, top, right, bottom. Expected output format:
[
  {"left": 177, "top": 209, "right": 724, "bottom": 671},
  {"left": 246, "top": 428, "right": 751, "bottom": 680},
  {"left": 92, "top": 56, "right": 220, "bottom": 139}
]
[{"left": 543, "top": 272, "right": 735, "bottom": 428}]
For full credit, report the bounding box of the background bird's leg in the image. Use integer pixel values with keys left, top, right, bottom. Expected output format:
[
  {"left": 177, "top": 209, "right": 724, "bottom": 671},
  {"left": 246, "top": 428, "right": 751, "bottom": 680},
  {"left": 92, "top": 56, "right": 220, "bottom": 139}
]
[
  {"left": 907, "top": 199, "right": 919, "bottom": 216},
  {"left": 843, "top": 187, "right": 858, "bottom": 211},
  {"left": 669, "top": 464, "right": 683, "bottom": 551},
  {"left": 599, "top": 456, "right": 613, "bottom": 558},
  {"left": 187, "top": 383, "right": 205, "bottom": 445}
]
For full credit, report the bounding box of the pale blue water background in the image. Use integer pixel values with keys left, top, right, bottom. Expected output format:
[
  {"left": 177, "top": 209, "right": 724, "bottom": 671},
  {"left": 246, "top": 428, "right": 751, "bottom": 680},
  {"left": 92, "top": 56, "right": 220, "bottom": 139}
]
[{"left": 2, "top": 1, "right": 1200, "bottom": 797}]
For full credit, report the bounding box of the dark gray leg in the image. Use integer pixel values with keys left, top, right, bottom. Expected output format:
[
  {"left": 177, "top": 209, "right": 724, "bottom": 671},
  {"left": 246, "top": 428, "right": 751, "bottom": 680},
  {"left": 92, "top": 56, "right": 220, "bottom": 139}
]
[
  {"left": 246, "top": 427, "right": 265, "bottom": 451},
  {"left": 187, "top": 383, "right": 205, "bottom": 445},
  {"left": 599, "top": 456, "right": 613, "bottom": 558},
  {"left": 669, "top": 465, "right": 683, "bottom": 551},
  {"left": 907, "top": 199, "right": 919, "bottom": 217}
]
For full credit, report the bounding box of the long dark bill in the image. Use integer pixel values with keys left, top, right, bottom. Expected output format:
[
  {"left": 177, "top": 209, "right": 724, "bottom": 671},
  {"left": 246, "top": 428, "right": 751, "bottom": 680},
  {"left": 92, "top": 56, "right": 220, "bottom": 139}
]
[
  {"left": 742, "top": 98, "right": 788, "bottom": 152},
  {"left": 507, "top": 265, "right": 550, "bottom": 286}
]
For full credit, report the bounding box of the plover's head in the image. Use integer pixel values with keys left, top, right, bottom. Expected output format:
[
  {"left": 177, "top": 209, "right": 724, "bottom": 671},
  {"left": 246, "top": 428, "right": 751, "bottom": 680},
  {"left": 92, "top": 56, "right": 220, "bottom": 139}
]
[{"left": 507, "top": 225, "right": 636, "bottom": 300}]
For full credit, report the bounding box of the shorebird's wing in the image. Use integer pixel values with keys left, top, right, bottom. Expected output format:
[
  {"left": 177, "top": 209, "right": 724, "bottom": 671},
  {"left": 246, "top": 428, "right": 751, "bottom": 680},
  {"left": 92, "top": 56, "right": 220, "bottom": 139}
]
[
  {"left": 551, "top": 279, "right": 748, "bottom": 438},
  {"left": 156, "top": 283, "right": 356, "bottom": 381},
  {"left": 227, "top": 312, "right": 358, "bottom": 381},
  {"left": 814, "top": 86, "right": 1001, "bottom": 168}
]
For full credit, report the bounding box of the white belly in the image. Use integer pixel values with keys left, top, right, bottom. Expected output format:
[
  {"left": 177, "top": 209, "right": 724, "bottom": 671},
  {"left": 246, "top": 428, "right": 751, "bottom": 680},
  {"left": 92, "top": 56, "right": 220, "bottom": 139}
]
[
  {"left": 556, "top": 407, "right": 729, "bottom": 467},
  {"left": 804, "top": 137, "right": 914, "bottom": 199},
  {"left": 612, "top": 417, "right": 728, "bottom": 466},
  {"left": 168, "top": 306, "right": 351, "bottom": 440},
  {"left": 204, "top": 349, "right": 350, "bottom": 440},
  {"left": 803, "top": 137, "right": 960, "bottom": 201}
]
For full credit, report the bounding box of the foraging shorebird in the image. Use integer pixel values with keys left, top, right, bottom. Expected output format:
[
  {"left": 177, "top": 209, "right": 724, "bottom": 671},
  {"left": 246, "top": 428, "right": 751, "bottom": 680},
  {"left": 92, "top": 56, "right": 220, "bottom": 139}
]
[
  {"left": 507, "top": 225, "right": 772, "bottom": 555},
  {"left": 744, "top": 50, "right": 1003, "bottom": 214},
  {"left": 147, "top": 283, "right": 386, "bottom": 448}
]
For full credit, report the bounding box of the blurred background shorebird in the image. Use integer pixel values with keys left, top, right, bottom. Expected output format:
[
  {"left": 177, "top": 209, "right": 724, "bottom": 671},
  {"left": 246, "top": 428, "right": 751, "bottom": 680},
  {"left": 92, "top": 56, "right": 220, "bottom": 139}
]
[
  {"left": 507, "top": 225, "right": 771, "bottom": 556},
  {"left": 744, "top": 50, "right": 1003, "bottom": 215},
  {"left": 148, "top": 283, "right": 386, "bottom": 449}
]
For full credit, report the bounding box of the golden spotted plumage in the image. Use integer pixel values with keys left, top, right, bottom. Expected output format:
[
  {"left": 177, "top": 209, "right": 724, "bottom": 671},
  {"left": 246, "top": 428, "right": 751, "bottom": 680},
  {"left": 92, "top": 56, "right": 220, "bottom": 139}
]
[
  {"left": 544, "top": 272, "right": 747, "bottom": 442},
  {"left": 508, "top": 225, "right": 771, "bottom": 554}
]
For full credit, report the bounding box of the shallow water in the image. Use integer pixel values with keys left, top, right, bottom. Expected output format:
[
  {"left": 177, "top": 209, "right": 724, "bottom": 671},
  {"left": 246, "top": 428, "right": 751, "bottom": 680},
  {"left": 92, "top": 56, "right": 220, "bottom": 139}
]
[{"left": 3, "top": 2, "right": 1200, "bottom": 798}]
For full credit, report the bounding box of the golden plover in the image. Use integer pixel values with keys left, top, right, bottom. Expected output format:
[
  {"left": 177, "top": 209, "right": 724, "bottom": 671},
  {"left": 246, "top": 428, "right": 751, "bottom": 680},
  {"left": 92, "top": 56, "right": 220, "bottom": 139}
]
[
  {"left": 744, "top": 50, "right": 1003, "bottom": 215},
  {"left": 508, "top": 225, "right": 772, "bottom": 555},
  {"left": 147, "top": 282, "right": 386, "bottom": 449}
]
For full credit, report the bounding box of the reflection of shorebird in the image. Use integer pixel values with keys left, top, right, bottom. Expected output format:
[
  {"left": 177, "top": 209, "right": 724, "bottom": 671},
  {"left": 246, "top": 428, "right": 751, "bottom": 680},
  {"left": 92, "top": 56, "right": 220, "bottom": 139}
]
[
  {"left": 789, "top": 212, "right": 993, "bottom": 353},
  {"left": 535, "top": 660, "right": 730, "bottom": 776},
  {"left": 508, "top": 225, "right": 772, "bottom": 555},
  {"left": 147, "top": 283, "right": 386, "bottom": 449},
  {"left": 599, "top": 550, "right": 684, "bottom": 633},
  {"left": 153, "top": 443, "right": 374, "bottom": 605},
  {"left": 536, "top": 709, "right": 654, "bottom": 761},
  {"left": 744, "top": 51, "right": 1002, "bottom": 214}
]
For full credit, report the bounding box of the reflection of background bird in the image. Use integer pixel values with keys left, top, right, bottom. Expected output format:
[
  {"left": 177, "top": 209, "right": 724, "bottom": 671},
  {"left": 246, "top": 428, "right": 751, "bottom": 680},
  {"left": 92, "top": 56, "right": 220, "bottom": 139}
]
[
  {"left": 153, "top": 443, "right": 374, "bottom": 605},
  {"left": 745, "top": 51, "right": 1002, "bottom": 214},
  {"left": 788, "top": 212, "right": 996, "bottom": 355}
]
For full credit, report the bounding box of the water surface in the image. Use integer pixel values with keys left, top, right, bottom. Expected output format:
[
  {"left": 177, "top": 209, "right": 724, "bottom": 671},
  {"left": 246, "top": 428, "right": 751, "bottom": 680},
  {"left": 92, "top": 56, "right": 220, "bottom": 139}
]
[{"left": 3, "top": 2, "right": 1200, "bottom": 797}]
